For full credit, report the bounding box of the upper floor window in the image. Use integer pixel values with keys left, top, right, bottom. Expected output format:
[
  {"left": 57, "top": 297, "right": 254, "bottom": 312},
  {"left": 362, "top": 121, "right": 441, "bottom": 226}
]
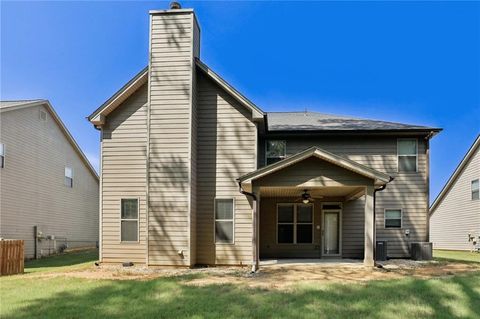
[
  {"left": 215, "top": 198, "right": 234, "bottom": 244},
  {"left": 266, "top": 140, "right": 286, "bottom": 165},
  {"left": 0, "top": 144, "right": 4, "bottom": 168},
  {"left": 64, "top": 167, "right": 73, "bottom": 188},
  {"left": 385, "top": 209, "right": 402, "bottom": 229},
  {"left": 121, "top": 198, "right": 139, "bottom": 242},
  {"left": 472, "top": 179, "right": 479, "bottom": 200},
  {"left": 398, "top": 139, "right": 417, "bottom": 172}
]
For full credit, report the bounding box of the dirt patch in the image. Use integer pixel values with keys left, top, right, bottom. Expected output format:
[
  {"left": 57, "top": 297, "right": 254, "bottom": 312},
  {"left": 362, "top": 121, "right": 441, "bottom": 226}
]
[{"left": 28, "top": 260, "right": 480, "bottom": 290}]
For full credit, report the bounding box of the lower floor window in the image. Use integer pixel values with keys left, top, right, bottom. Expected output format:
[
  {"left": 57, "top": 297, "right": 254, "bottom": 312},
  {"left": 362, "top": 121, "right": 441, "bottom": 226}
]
[
  {"left": 277, "top": 204, "right": 313, "bottom": 244},
  {"left": 385, "top": 209, "right": 402, "bottom": 228},
  {"left": 215, "top": 198, "right": 234, "bottom": 243},
  {"left": 121, "top": 198, "right": 139, "bottom": 242}
]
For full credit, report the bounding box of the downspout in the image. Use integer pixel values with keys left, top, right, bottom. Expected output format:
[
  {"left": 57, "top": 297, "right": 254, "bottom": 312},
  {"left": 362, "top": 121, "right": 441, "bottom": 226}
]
[
  {"left": 238, "top": 181, "right": 258, "bottom": 273},
  {"left": 373, "top": 176, "right": 394, "bottom": 265}
]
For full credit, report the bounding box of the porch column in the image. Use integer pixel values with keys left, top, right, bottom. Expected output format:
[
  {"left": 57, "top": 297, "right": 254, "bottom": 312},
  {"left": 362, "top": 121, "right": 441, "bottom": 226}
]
[
  {"left": 252, "top": 186, "right": 260, "bottom": 272},
  {"left": 364, "top": 185, "right": 375, "bottom": 267}
]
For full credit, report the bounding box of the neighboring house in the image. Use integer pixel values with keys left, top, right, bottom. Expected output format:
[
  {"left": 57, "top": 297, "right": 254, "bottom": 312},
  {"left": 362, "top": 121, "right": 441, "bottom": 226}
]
[
  {"left": 430, "top": 135, "right": 480, "bottom": 251},
  {"left": 88, "top": 5, "right": 441, "bottom": 269},
  {"left": 0, "top": 100, "right": 99, "bottom": 258}
]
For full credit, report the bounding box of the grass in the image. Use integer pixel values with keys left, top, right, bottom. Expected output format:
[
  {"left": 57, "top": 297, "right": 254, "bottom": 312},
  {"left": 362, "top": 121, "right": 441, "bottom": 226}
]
[
  {"left": 0, "top": 250, "right": 479, "bottom": 319},
  {"left": 434, "top": 249, "right": 480, "bottom": 263},
  {"left": 23, "top": 249, "right": 98, "bottom": 273}
]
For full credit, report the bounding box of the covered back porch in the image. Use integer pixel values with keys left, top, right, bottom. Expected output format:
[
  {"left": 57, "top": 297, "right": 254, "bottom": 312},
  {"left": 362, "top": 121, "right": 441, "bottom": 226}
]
[
  {"left": 238, "top": 147, "right": 392, "bottom": 270},
  {"left": 259, "top": 186, "right": 367, "bottom": 260}
]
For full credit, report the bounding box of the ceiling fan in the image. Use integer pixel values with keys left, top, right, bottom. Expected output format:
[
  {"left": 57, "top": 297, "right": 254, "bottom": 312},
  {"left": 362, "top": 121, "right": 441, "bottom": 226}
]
[{"left": 296, "top": 189, "right": 319, "bottom": 204}]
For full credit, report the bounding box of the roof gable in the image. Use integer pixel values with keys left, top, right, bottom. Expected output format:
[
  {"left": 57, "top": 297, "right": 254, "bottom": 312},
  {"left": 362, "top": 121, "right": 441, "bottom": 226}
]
[
  {"left": 88, "top": 60, "right": 264, "bottom": 127},
  {"left": 430, "top": 135, "right": 480, "bottom": 214},
  {"left": 1, "top": 100, "right": 99, "bottom": 180},
  {"left": 195, "top": 59, "right": 264, "bottom": 120},
  {"left": 238, "top": 146, "right": 392, "bottom": 187},
  {"left": 88, "top": 67, "right": 148, "bottom": 126}
]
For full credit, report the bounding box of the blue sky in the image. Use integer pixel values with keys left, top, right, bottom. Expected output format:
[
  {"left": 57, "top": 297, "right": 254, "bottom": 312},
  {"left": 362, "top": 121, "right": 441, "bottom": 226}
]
[{"left": 1, "top": 1, "right": 479, "bottom": 202}]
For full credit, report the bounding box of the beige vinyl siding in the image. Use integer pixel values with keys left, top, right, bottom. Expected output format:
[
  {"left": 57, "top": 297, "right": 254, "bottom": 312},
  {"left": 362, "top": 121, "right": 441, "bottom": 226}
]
[
  {"left": 100, "top": 84, "right": 148, "bottom": 263},
  {"left": 430, "top": 146, "right": 480, "bottom": 250},
  {"left": 259, "top": 136, "right": 428, "bottom": 257},
  {"left": 342, "top": 198, "right": 365, "bottom": 258},
  {"left": 254, "top": 157, "right": 373, "bottom": 188},
  {"left": 0, "top": 105, "right": 98, "bottom": 259},
  {"left": 147, "top": 12, "right": 196, "bottom": 266},
  {"left": 196, "top": 72, "right": 257, "bottom": 265}
]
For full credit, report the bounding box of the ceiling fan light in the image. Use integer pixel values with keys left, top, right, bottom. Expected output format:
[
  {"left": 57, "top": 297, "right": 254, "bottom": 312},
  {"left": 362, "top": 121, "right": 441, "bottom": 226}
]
[{"left": 302, "top": 199, "right": 310, "bottom": 204}]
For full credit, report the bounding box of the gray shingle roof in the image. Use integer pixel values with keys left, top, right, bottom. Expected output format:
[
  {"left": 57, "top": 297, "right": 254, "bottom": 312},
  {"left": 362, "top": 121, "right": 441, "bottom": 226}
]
[
  {"left": 267, "top": 112, "right": 440, "bottom": 132},
  {"left": 0, "top": 100, "right": 45, "bottom": 109}
]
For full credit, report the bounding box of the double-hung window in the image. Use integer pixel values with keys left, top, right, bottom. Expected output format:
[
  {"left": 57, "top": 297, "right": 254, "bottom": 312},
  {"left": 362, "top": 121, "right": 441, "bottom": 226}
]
[
  {"left": 215, "top": 199, "right": 234, "bottom": 244},
  {"left": 64, "top": 167, "right": 73, "bottom": 187},
  {"left": 277, "top": 204, "right": 313, "bottom": 244},
  {"left": 266, "top": 140, "right": 286, "bottom": 165},
  {"left": 121, "top": 198, "right": 139, "bottom": 242},
  {"left": 472, "top": 179, "right": 479, "bottom": 200},
  {"left": 385, "top": 209, "right": 402, "bottom": 229},
  {"left": 0, "top": 144, "right": 4, "bottom": 168},
  {"left": 397, "top": 139, "right": 417, "bottom": 172}
]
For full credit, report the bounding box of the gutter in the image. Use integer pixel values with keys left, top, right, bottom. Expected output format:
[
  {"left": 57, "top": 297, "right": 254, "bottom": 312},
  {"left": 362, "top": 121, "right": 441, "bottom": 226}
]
[
  {"left": 373, "top": 176, "right": 394, "bottom": 265},
  {"left": 238, "top": 181, "right": 258, "bottom": 273}
]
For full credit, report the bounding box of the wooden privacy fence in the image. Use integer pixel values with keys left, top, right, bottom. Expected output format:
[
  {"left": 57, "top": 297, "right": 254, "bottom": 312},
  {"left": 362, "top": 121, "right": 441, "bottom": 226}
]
[{"left": 0, "top": 240, "right": 24, "bottom": 276}]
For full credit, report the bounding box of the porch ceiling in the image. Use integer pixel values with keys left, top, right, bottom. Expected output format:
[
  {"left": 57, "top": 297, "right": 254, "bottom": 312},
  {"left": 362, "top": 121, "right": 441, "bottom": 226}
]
[{"left": 260, "top": 186, "right": 364, "bottom": 200}]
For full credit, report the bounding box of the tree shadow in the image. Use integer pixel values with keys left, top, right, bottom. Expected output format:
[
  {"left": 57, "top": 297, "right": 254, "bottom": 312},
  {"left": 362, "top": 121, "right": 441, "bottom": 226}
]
[{"left": 5, "top": 273, "right": 480, "bottom": 318}]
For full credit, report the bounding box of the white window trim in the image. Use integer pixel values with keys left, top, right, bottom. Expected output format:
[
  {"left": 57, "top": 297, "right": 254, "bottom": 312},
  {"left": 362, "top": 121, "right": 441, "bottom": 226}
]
[
  {"left": 0, "top": 143, "right": 5, "bottom": 169},
  {"left": 397, "top": 138, "right": 418, "bottom": 173},
  {"left": 472, "top": 179, "right": 480, "bottom": 200},
  {"left": 214, "top": 197, "right": 235, "bottom": 245},
  {"left": 276, "top": 203, "right": 314, "bottom": 245},
  {"left": 65, "top": 166, "right": 74, "bottom": 188},
  {"left": 120, "top": 198, "right": 140, "bottom": 243},
  {"left": 265, "top": 140, "right": 287, "bottom": 166},
  {"left": 384, "top": 208, "right": 403, "bottom": 229}
]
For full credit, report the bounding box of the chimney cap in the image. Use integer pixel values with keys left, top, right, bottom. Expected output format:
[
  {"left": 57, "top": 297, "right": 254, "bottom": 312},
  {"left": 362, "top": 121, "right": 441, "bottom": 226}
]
[{"left": 170, "top": 2, "right": 181, "bottom": 9}]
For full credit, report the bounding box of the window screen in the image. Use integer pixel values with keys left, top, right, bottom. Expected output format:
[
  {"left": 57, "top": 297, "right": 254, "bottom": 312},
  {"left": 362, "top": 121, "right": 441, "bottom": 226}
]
[
  {"left": 215, "top": 199, "right": 234, "bottom": 243},
  {"left": 472, "top": 179, "right": 479, "bottom": 200},
  {"left": 385, "top": 209, "right": 402, "bottom": 228},
  {"left": 266, "top": 140, "right": 286, "bottom": 165},
  {"left": 398, "top": 139, "right": 417, "bottom": 172},
  {"left": 121, "top": 199, "right": 138, "bottom": 242},
  {"left": 0, "top": 144, "right": 4, "bottom": 168},
  {"left": 64, "top": 167, "right": 73, "bottom": 188}
]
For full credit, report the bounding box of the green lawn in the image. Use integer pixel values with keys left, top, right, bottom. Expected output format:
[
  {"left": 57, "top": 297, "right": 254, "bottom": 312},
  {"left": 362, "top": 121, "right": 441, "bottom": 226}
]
[
  {"left": 23, "top": 249, "right": 99, "bottom": 273},
  {"left": 0, "top": 250, "right": 479, "bottom": 319},
  {"left": 433, "top": 249, "right": 480, "bottom": 263}
]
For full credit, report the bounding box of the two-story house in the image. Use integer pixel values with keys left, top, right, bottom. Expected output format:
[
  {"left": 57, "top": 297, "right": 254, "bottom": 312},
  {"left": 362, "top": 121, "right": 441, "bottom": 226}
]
[
  {"left": 1, "top": 100, "right": 99, "bottom": 258},
  {"left": 88, "top": 4, "right": 441, "bottom": 270},
  {"left": 430, "top": 135, "right": 479, "bottom": 251}
]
